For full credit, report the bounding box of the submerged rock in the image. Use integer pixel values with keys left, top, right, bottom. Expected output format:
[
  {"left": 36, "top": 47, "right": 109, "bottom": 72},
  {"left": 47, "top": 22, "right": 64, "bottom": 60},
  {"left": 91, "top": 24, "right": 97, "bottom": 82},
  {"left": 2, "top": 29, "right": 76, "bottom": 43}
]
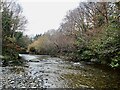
[{"left": 29, "top": 59, "right": 40, "bottom": 62}]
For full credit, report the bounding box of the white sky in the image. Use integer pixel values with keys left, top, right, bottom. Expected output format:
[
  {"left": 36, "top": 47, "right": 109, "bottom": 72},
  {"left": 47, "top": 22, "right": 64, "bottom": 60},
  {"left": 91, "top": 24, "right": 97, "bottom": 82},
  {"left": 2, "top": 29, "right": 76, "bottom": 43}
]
[{"left": 18, "top": 0, "right": 81, "bottom": 36}]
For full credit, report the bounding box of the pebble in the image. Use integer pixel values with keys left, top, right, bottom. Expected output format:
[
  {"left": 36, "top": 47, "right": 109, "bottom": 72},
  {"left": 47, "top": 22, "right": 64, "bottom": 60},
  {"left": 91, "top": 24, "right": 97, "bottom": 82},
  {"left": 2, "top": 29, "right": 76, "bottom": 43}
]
[
  {"left": 2, "top": 54, "right": 117, "bottom": 88},
  {"left": 10, "top": 81, "right": 14, "bottom": 84}
]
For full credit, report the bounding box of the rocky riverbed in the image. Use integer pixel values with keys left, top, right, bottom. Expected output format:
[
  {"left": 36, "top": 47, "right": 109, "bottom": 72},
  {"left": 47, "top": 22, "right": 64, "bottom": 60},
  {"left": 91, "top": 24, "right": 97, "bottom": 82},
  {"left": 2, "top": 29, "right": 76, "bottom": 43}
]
[{"left": 0, "top": 54, "right": 120, "bottom": 89}]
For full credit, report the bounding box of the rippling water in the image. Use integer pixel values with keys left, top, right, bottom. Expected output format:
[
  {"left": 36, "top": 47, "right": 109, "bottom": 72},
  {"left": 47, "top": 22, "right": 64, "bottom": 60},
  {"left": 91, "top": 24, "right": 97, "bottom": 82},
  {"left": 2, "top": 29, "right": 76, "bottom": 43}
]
[{"left": 0, "top": 54, "right": 120, "bottom": 89}]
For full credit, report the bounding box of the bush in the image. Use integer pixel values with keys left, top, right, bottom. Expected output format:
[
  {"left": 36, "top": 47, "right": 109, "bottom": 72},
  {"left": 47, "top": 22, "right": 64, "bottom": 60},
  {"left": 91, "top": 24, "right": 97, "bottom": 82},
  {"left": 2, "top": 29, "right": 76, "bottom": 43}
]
[{"left": 88, "top": 21, "right": 120, "bottom": 67}]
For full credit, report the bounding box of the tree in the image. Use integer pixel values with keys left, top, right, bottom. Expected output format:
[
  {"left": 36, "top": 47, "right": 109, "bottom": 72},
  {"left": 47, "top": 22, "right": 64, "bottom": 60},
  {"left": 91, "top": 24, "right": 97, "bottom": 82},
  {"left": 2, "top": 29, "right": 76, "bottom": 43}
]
[
  {"left": 28, "top": 1, "right": 120, "bottom": 68},
  {"left": 1, "top": 0, "right": 28, "bottom": 65}
]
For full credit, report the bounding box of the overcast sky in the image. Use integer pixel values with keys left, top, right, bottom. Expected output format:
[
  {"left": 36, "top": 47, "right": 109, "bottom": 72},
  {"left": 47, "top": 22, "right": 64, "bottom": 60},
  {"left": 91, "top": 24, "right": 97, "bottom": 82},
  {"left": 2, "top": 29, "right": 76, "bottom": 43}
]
[{"left": 18, "top": 0, "right": 81, "bottom": 36}]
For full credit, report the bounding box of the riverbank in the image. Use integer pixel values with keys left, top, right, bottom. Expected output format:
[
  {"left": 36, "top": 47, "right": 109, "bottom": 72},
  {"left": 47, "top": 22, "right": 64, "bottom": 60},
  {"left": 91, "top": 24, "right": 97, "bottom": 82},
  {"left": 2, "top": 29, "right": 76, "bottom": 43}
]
[
  {"left": 1, "top": 54, "right": 120, "bottom": 88},
  {"left": 1, "top": 55, "right": 24, "bottom": 67},
  {"left": 56, "top": 54, "right": 120, "bottom": 70}
]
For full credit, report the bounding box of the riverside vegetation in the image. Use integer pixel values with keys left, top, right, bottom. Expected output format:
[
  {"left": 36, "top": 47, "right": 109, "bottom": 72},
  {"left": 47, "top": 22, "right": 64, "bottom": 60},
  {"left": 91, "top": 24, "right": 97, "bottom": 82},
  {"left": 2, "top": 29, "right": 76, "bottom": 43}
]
[
  {"left": 28, "top": 2, "right": 120, "bottom": 68},
  {"left": 1, "top": 0, "right": 31, "bottom": 66},
  {"left": 1, "top": 0, "right": 120, "bottom": 89},
  {"left": 1, "top": 1, "right": 120, "bottom": 67}
]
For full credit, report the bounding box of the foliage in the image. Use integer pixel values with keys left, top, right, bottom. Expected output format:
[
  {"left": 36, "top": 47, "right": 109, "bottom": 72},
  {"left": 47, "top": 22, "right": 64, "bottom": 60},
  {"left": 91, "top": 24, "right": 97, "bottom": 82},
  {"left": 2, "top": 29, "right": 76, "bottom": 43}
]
[
  {"left": 2, "top": 0, "right": 29, "bottom": 66},
  {"left": 87, "top": 2, "right": 120, "bottom": 67},
  {"left": 29, "top": 2, "right": 120, "bottom": 68}
]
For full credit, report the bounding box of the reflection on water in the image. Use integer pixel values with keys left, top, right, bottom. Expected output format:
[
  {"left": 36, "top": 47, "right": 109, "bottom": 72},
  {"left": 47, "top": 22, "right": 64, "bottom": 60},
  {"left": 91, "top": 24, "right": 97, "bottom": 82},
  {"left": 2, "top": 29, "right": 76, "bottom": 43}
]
[{"left": 0, "top": 54, "right": 120, "bottom": 88}]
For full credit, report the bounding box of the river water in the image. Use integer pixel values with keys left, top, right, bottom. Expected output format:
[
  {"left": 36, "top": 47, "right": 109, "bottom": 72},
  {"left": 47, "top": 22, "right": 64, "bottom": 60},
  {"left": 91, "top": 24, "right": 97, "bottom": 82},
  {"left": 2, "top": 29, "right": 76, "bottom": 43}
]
[{"left": 0, "top": 54, "right": 120, "bottom": 89}]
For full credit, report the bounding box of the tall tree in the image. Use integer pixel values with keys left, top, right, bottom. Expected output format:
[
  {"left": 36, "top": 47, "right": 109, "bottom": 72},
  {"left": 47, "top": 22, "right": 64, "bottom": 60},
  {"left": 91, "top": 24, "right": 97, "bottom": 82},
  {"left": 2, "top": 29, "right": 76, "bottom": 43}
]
[{"left": 1, "top": 0, "right": 28, "bottom": 64}]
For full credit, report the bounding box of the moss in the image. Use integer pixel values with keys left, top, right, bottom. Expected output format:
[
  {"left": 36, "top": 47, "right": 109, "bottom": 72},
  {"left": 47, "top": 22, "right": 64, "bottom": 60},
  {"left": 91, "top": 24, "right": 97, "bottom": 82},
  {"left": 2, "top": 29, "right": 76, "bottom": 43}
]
[
  {"left": 61, "top": 63, "right": 120, "bottom": 88},
  {"left": 62, "top": 72, "right": 120, "bottom": 88}
]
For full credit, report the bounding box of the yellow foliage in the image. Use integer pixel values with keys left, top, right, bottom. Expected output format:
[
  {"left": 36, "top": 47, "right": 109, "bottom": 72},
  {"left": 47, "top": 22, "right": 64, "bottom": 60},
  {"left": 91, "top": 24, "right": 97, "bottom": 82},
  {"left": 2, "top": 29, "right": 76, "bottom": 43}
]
[{"left": 28, "top": 35, "right": 48, "bottom": 51}]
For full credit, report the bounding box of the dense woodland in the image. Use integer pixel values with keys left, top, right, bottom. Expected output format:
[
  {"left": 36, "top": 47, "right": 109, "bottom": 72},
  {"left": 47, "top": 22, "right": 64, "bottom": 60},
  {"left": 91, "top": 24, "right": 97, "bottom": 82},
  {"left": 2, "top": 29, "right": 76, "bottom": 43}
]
[{"left": 1, "top": 1, "right": 120, "bottom": 68}]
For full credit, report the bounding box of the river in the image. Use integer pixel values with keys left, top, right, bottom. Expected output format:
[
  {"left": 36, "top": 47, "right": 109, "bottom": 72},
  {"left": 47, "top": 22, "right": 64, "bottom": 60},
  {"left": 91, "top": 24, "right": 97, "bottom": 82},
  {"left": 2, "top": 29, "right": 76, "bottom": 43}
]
[{"left": 0, "top": 54, "right": 120, "bottom": 89}]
